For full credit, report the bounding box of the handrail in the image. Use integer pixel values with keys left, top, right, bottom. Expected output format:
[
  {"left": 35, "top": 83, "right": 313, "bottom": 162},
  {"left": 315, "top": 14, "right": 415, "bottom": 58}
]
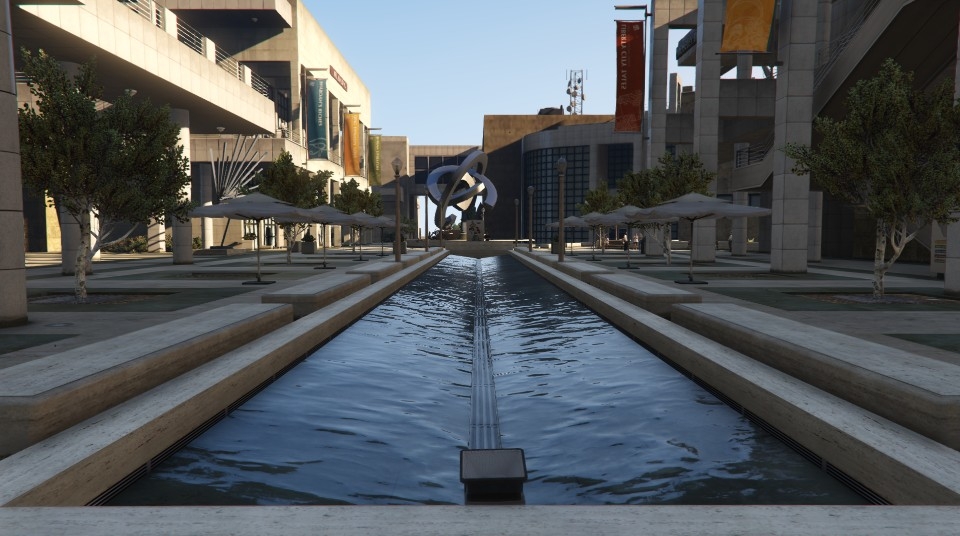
[
  {"left": 814, "top": 0, "right": 882, "bottom": 88},
  {"left": 735, "top": 132, "right": 774, "bottom": 168}
]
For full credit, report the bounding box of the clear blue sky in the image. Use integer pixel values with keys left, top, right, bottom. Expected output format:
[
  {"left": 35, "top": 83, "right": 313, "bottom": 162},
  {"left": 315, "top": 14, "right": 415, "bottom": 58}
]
[{"left": 307, "top": 0, "right": 689, "bottom": 146}]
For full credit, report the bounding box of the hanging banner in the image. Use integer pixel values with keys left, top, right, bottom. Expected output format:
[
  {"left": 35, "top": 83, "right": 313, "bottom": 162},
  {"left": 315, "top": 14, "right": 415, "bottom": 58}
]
[
  {"left": 615, "top": 20, "right": 645, "bottom": 132},
  {"left": 368, "top": 135, "right": 382, "bottom": 186},
  {"left": 342, "top": 112, "right": 362, "bottom": 177},
  {"left": 306, "top": 78, "right": 328, "bottom": 159},
  {"left": 720, "top": 0, "right": 776, "bottom": 53}
]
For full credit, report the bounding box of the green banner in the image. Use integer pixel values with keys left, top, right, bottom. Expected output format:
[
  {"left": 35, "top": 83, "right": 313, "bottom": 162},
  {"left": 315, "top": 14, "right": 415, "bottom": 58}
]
[
  {"left": 369, "top": 135, "right": 382, "bottom": 186},
  {"left": 306, "top": 78, "right": 328, "bottom": 159}
]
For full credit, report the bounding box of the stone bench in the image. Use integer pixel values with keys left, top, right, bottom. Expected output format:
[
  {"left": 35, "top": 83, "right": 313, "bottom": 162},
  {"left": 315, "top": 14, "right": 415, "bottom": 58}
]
[
  {"left": 262, "top": 273, "right": 370, "bottom": 319},
  {"left": 587, "top": 273, "right": 701, "bottom": 317},
  {"left": 672, "top": 303, "right": 960, "bottom": 451},
  {"left": 0, "top": 303, "right": 293, "bottom": 456}
]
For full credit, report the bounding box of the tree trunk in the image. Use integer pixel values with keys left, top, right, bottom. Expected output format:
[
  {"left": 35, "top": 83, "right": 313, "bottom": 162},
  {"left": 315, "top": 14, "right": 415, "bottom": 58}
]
[
  {"left": 283, "top": 225, "right": 292, "bottom": 264},
  {"left": 873, "top": 219, "right": 888, "bottom": 299},
  {"left": 75, "top": 211, "right": 91, "bottom": 302},
  {"left": 661, "top": 223, "right": 672, "bottom": 265}
]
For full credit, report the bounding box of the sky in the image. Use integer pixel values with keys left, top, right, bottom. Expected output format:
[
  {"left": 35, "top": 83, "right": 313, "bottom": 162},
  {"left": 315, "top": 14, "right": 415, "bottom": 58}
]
[{"left": 306, "top": 0, "right": 692, "bottom": 146}]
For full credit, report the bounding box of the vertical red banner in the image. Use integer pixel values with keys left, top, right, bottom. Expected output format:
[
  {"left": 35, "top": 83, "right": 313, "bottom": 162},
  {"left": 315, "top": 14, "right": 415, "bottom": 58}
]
[{"left": 615, "top": 20, "right": 645, "bottom": 132}]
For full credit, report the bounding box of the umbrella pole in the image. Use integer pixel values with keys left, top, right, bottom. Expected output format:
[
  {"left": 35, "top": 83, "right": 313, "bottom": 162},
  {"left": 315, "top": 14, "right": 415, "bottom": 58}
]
[
  {"left": 256, "top": 238, "right": 262, "bottom": 282},
  {"left": 220, "top": 218, "right": 230, "bottom": 247},
  {"left": 380, "top": 227, "right": 385, "bottom": 256},
  {"left": 316, "top": 223, "right": 334, "bottom": 270}
]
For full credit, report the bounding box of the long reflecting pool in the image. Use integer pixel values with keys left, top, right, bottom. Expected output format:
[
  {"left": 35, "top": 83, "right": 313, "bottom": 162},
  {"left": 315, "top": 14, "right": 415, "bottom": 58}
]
[{"left": 110, "top": 255, "right": 867, "bottom": 506}]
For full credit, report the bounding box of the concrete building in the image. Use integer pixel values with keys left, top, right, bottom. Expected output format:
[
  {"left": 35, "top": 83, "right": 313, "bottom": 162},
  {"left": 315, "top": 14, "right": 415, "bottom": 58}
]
[
  {"left": 647, "top": 0, "right": 959, "bottom": 283},
  {"left": 12, "top": 0, "right": 375, "bottom": 259},
  {"left": 481, "top": 114, "right": 644, "bottom": 245}
]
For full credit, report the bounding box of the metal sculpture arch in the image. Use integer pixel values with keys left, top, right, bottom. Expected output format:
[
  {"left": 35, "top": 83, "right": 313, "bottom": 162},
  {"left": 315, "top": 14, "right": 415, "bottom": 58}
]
[{"left": 425, "top": 150, "right": 498, "bottom": 229}]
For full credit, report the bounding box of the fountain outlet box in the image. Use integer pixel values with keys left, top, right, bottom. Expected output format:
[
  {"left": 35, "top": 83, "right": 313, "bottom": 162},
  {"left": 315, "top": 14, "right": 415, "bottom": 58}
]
[{"left": 460, "top": 448, "right": 527, "bottom": 504}]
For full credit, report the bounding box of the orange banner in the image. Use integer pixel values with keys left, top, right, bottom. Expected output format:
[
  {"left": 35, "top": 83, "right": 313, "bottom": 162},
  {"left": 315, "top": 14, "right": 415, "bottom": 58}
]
[
  {"left": 342, "top": 112, "right": 362, "bottom": 177},
  {"left": 720, "top": 0, "right": 776, "bottom": 53},
  {"left": 615, "top": 20, "right": 644, "bottom": 133}
]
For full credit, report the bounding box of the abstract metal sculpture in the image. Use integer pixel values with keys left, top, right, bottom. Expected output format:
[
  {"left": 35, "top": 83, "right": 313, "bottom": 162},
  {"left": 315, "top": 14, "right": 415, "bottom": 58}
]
[{"left": 425, "top": 150, "right": 498, "bottom": 230}]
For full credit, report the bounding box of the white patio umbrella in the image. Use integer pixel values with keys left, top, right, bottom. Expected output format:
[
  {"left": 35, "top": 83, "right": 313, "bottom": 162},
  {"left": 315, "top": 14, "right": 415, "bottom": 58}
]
[
  {"left": 582, "top": 212, "right": 628, "bottom": 260},
  {"left": 613, "top": 204, "right": 679, "bottom": 265},
  {"left": 274, "top": 204, "right": 351, "bottom": 269},
  {"left": 371, "top": 215, "right": 395, "bottom": 256},
  {"left": 546, "top": 215, "right": 590, "bottom": 255},
  {"left": 348, "top": 212, "right": 380, "bottom": 261},
  {"left": 644, "top": 193, "right": 772, "bottom": 283},
  {"left": 190, "top": 193, "right": 306, "bottom": 284}
]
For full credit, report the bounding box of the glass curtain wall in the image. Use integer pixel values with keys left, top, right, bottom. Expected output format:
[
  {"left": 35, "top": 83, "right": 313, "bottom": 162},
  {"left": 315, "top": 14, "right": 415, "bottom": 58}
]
[{"left": 523, "top": 146, "right": 589, "bottom": 246}]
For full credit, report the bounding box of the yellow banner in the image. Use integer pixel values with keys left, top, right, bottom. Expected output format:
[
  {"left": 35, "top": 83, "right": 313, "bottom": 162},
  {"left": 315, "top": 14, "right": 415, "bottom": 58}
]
[
  {"left": 720, "top": 0, "right": 776, "bottom": 53},
  {"left": 342, "top": 112, "right": 362, "bottom": 177}
]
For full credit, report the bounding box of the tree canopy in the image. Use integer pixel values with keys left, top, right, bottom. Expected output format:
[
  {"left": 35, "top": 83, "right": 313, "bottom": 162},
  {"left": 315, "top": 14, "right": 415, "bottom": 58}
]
[
  {"left": 784, "top": 58, "right": 960, "bottom": 297},
  {"left": 255, "top": 150, "right": 331, "bottom": 262},
  {"left": 577, "top": 182, "right": 619, "bottom": 215},
  {"left": 18, "top": 49, "right": 191, "bottom": 301}
]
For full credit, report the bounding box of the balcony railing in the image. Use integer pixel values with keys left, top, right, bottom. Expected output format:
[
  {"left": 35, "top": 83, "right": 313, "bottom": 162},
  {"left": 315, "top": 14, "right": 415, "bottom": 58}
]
[
  {"left": 677, "top": 28, "right": 696, "bottom": 60},
  {"left": 118, "top": 0, "right": 276, "bottom": 102},
  {"left": 814, "top": 0, "right": 882, "bottom": 88},
  {"left": 735, "top": 132, "right": 774, "bottom": 169}
]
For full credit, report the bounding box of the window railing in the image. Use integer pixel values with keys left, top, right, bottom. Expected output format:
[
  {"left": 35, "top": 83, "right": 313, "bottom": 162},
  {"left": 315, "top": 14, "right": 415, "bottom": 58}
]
[{"left": 735, "top": 132, "right": 774, "bottom": 168}]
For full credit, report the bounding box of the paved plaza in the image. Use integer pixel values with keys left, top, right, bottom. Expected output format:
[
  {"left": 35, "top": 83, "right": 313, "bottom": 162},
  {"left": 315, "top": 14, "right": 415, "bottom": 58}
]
[{"left": 5, "top": 244, "right": 958, "bottom": 369}]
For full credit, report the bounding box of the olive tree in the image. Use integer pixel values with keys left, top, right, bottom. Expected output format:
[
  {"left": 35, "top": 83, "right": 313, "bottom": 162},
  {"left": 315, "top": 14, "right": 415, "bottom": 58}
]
[
  {"left": 577, "top": 182, "right": 621, "bottom": 253},
  {"left": 256, "top": 150, "right": 330, "bottom": 263},
  {"left": 784, "top": 59, "right": 960, "bottom": 298},
  {"left": 618, "top": 152, "right": 713, "bottom": 262},
  {"left": 18, "top": 49, "right": 191, "bottom": 301}
]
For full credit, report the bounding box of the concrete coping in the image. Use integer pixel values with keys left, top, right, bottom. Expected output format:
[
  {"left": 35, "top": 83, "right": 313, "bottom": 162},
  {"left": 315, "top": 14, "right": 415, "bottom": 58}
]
[
  {"left": 3, "top": 505, "right": 960, "bottom": 535},
  {"left": 262, "top": 273, "right": 371, "bottom": 319},
  {"left": 511, "top": 251, "right": 960, "bottom": 504},
  {"left": 672, "top": 302, "right": 960, "bottom": 450},
  {"left": 514, "top": 249, "right": 700, "bottom": 316},
  {"left": 587, "top": 273, "right": 701, "bottom": 317},
  {"left": 0, "top": 251, "right": 450, "bottom": 507},
  {"left": 0, "top": 303, "right": 293, "bottom": 456}
]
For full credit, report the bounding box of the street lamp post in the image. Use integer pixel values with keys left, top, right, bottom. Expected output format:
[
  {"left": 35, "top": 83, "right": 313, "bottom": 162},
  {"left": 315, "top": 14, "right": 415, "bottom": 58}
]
[
  {"left": 556, "top": 157, "right": 567, "bottom": 262},
  {"left": 392, "top": 157, "right": 402, "bottom": 262},
  {"left": 424, "top": 195, "right": 429, "bottom": 251},
  {"left": 527, "top": 186, "right": 535, "bottom": 252},
  {"left": 513, "top": 198, "right": 519, "bottom": 246}
]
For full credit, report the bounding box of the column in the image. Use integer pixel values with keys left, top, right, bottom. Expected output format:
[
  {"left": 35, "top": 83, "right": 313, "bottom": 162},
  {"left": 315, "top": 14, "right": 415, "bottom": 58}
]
[
  {"left": 946, "top": 214, "right": 960, "bottom": 295},
  {"left": 770, "top": 0, "right": 817, "bottom": 273},
  {"left": 946, "top": 31, "right": 960, "bottom": 294},
  {"left": 146, "top": 219, "right": 165, "bottom": 252},
  {"left": 808, "top": 191, "right": 822, "bottom": 262},
  {"left": 692, "top": 0, "right": 722, "bottom": 263},
  {"left": 0, "top": 0, "right": 26, "bottom": 326},
  {"left": 647, "top": 4, "right": 670, "bottom": 167},
  {"left": 731, "top": 192, "right": 748, "bottom": 255},
  {"left": 170, "top": 109, "right": 193, "bottom": 264}
]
